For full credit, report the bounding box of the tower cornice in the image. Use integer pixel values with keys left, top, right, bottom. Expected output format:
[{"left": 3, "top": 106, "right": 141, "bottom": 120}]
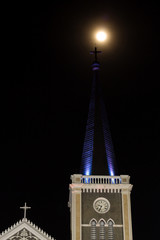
[
  {"left": 69, "top": 174, "right": 133, "bottom": 195},
  {"left": 69, "top": 183, "right": 133, "bottom": 192}
]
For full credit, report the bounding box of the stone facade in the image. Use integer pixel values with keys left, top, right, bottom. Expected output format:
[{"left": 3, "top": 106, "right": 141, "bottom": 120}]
[
  {"left": 0, "top": 218, "right": 55, "bottom": 240},
  {"left": 7, "top": 228, "right": 40, "bottom": 240},
  {"left": 81, "top": 192, "right": 123, "bottom": 240},
  {"left": 82, "top": 226, "right": 123, "bottom": 240},
  {"left": 82, "top": 192, "right": 123, "bottom": 224},
  {"left": 69, "top": 174, "right": 133, "bottom": 240}
]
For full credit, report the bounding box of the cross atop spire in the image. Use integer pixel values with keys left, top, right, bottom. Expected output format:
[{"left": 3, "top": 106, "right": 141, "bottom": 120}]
[
  {"left": 90, "top": 47, "right": 102, "bottom": 62},
  {"left": 20, "top": 202, "right": 31, "bottom": 219}
]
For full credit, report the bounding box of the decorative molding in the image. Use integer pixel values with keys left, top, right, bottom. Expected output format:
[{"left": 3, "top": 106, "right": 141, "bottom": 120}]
[
  {"left": 0, "top": 218, "right": 55, "bottom": 240},
  {"left": 70, "top": 183, "right": 133, "bottom": 193},
  {"left": 8, "top": 228, "right": 39, "bottom": 240},
  {"left": 89, "top": 218, "right": 98, "bottom": 225},
  {"left": 98, "top": 219, "right": 107, "bottom": 225},
  {"left": 83, "top": 218, "right": 122, "bottom": 227},
  {"left": 71, "top": 175, "right": 123, "bottom": 184},
  {"left": 107, "top": 218, "right": 115, "bottom": 225},
  {"left": 81, "top": 224, "right": 123, "bottom": 227},
  {"left": 121, "top": 190, "right": 133, "bottom": 240}
]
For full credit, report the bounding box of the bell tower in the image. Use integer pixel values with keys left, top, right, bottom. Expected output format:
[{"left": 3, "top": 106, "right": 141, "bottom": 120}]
[{"left": 68, "top": 48, "right": 133, "bottom": 240}]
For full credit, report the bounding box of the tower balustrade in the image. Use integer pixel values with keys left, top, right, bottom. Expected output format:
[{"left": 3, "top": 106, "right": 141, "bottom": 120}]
[{"left": 71, "top": 174, "right": 130, "bottom": 184}]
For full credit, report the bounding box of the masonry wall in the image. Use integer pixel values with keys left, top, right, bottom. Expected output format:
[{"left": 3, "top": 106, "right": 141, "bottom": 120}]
[
  {"left": 81, "top": 191, "right": 123, "bottom": 240},
  {"left": 82, "top": 192, "right": 123, "bottom": 223},
  {"left": 82, "top": 227, "right": 123, "bottom": 240}
]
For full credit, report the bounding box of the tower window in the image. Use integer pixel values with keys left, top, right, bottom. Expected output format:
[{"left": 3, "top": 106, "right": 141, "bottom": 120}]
[
  {"left": 91, "top": 220, "right": 97, "bottom": 240},
  {"left": 99, "top": 220, "right": 105, "bottom": 240},
  {"left": 108, "top": 220, "right": 114, "bottom": 240}
]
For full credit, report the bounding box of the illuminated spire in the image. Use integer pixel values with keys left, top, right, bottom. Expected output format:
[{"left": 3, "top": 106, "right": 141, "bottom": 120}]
[{"left": 80, "top": 48, "right": 117, "bottom": 176}]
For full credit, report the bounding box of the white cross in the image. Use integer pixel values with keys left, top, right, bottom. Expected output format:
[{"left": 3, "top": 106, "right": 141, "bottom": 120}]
[{"left": 20, "top": 202, "right": 31, "bottom": 219}]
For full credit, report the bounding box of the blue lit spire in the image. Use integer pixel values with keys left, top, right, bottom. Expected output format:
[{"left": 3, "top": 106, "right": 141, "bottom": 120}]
[{"left": 80, "top": 48, "right": 117, "bottom": 176}]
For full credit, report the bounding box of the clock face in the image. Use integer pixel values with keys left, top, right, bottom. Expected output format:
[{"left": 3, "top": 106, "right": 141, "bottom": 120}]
[{"left": 93, "top": 197, "right": 110, "bottom": 214}]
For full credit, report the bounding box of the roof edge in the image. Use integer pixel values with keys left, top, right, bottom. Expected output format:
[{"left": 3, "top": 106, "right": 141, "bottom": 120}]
[{"left": 0, "top": 218, "right": 55, "bottom": 240}]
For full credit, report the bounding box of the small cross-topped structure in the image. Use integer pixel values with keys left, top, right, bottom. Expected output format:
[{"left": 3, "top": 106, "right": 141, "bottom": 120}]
[
  {"left": 90, "top": 47, "right": 102, "bottom": 62},
  {"left": 20, "top": 202, "right": 31, "bottom": 219},
  {"left": 1, "top": 204, "right": 55, "bottom": 240}
]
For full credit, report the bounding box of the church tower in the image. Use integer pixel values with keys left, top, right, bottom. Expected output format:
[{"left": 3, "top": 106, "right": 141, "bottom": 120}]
[{"left": 68, "top": 48, "right": 133, "bottom": 240}]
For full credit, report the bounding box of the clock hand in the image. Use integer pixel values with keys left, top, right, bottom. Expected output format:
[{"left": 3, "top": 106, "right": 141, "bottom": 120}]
[{"left": 99, "top": 205, "right": 102, "bottom": 211}]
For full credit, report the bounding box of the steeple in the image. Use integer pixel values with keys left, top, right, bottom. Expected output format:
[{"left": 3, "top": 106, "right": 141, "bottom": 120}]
[
  {"left": 69, "top": 48, "right": 133, "bottom": 240},
  {"left": 80, "top": 47, "right": 117, "bottom": 176}
]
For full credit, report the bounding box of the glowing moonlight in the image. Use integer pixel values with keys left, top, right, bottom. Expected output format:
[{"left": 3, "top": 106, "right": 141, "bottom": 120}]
[{"left": 96, "top": 31, "right": 107, "bottom": 42}]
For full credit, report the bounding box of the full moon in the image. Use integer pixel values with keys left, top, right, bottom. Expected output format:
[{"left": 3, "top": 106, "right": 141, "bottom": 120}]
[{"left": 96, "top": 31, "right": 107, "bottom": 42}]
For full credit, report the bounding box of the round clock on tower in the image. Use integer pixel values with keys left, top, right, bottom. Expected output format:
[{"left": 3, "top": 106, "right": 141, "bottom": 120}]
[{"left": 93, "top": 197, "right": 110, "bottom": 214}]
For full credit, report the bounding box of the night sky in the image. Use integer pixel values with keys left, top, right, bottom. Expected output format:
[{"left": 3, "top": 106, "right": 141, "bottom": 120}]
[{"left": 1, "top": 1, "right": 159, "bottom": 240}]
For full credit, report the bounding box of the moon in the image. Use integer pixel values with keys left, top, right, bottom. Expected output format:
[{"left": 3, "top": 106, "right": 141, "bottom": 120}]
[{"left": 96, "top": 31, "right": 107, "bottom": 42}]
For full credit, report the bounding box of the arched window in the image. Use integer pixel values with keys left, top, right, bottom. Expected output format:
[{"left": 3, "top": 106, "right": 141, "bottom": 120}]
[
  {"left": 91, "top": 219, "right": 97, "bottom": 240},
  {"left": 108, "top": 219, "right": 114, "bottom": 240},
  {"left": 99, "top": 220, "right": 105, "bottom": 240}
]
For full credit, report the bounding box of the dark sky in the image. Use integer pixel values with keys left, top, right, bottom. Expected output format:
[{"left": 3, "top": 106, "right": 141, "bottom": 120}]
[{"left": 1, "top": 1, "right": 159, "bottom": 240}]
